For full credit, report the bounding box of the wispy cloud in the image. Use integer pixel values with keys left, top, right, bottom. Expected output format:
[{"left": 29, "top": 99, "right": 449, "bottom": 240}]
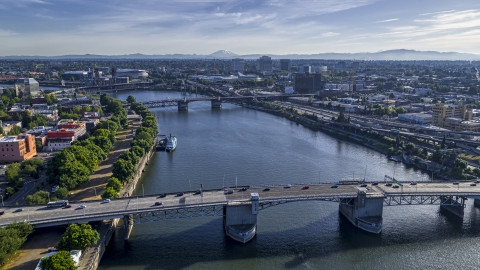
[{"left": 376, "top": 18, "right": 398, "bottom": 23}]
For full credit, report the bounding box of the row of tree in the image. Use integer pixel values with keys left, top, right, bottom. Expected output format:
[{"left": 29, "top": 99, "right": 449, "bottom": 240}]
[
  {"left": 103, "top": 96, "right": 158, "bottom": 199},
  {"left": 28, "top": 96, "right": 128, "bottom": 203}
]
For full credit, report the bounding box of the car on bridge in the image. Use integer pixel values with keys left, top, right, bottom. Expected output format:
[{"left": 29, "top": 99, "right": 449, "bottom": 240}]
[
  {"left": 14, "top": 208, "right": 24, "bottom": 213},
  {"left": 393, "top": 185, "right": 400, "bottom": 189},
  {"left": 158, "top": 194, "right": 167, "bottom": 198},
  {"left": 239, "top": 187, "right": 248, "bottom": 192},
  {"left": 77, "top": 205, "right": 86, "bottom": 209},
  {"left": 302, "top": 185, "right": 309, "bottom": 189},
  {"left": 453, "top": 181, "right": 459, "bottom": 185},
  {"left": 155, "top": 202, "right": 163, "bottom": 206},
  {"left": 263, "top": 188, "right": 270, "bottom": 192},
  {"left": 410, "top": 182, "right": 417, "bottom": 185},
  {"left": 360, "top": 183, "right": 367, "bottom": 187},
  {"left": 471, "top": 183, "right": 477, "bottom": 187},
  {"left": 65, "top": 204, "right": 72, "bottom": 208},
  {"left": 194, "top": 190, "right": 201, "bottom": 195},
  {"left": 284, "top": 184, "right": 292, "bottom": 188},
  {"left": 103, "top": 199, "right": 111, "bottom": 203},
  {"left": 176, "top": 192, "right": 184, "bottom": 197},
  {"left": 225, "top": 190, "right": 234, "bottom": 194},
  {"left": 331, "top": 184, "right": 338, "bottom": 188},
  {"left": 385, "top": 183, "right": 393, "bottom": 187}
]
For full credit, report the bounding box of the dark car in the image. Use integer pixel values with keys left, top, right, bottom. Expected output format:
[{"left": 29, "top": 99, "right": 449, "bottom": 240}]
[
  {"left": 360, "top": 183, "right": 367, "bottom": 187},
  {"left": 0, "top": 211, "right": 4, "bottom": 215},
  {"left": 14, "top": 208, "right": 24, "bottom": 213},
  {"left": 453, "top": 181, "right": 459, "bottom": 185},
  {"left": 155, "top": 202, "right": 163, "bottom": 206},
  {"left": 158, "top": 194, "right": 167, "bottom": 198},
  {"left": 410, "top": 182, "right": 417, "bottom": 185},
  {"left": 263, "top": 188, "right": 270, "bottom": 192},
  {"left": 194, "top": 190, "right": 201, "bottom": 195},
  {"left": 393, "top": 185, "right": 399, "bottom": 189},
  {"left": 176, "top": 192, "right": 184, "bottom": 197},
  {"left": 331, "top": 184, "right": 338, "bottom": 188},
  {"left": 385, "top": 183, "right": 393, "bottom": 187},
  {"left": 302, "top": 185, "right": 310, "bottom": 189},
  {"left": 240, "top": 187, "right": 248, "bottom": 191},
  {"left": 372, "top": 182, "right": 379, "bottom": 186},
  {"left": 225, "top": 190, "right": 234, "bottom": 194},
  {"left": 475, "top": 180, "right": 480, "bottom": 184},
  {"left": 65, "top": 204, "right": 72, "bottom": 208},
  {"left": 471, "top": 183, "right": 477, "bottom": 186}
]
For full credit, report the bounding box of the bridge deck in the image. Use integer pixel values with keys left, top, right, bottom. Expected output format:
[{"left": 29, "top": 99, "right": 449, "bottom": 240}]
[{"left": 1, "top": 183, "right": 480, "bottom": 227}]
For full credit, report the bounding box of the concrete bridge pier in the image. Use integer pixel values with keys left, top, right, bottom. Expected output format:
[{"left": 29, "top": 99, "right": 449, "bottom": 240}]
[
  {"left": 474, "top": 198, "right": 480, "bottom": 208},
  {"left": 123, "top": 214, "right": 134, "bottom": 240},
  {"left": 177, "top": 101, "right": 189, "bottom": 111},
  {"left": 211, "top": 99, "right": 222, "bottom": 109},
  {"left": 338, "top": 189, "right": 383, "bottom": 233},
  {"left": 223, "top": 193, "right": 259, "bottom": 243},
  {"left": 440, "top": 196, "right": 465, "bottom": 218}
]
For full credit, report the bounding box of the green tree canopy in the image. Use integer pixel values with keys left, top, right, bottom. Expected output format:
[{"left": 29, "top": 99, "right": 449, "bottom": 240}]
[
  {"left": 112, "top": 159, "right": 136, "bottom": 183},
  {"left": 40, "top": 250, "right": 76, "bottom": 270},
  {"left": 57, "top": 224, "right": 100, "bottom": 251},
  {"left": 106, "top": 177, "right": 122, "bottom": 192},
  {"left": 26, "top": 190, "right": 51, "bottom": 205},
  {"left": 102, "top": 187, "right": 120, "bottom": 199}
]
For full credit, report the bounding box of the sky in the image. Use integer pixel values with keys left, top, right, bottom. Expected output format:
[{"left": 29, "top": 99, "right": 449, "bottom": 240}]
[{"left": 1, "top": 0, "right": 480, "bottom": 56}]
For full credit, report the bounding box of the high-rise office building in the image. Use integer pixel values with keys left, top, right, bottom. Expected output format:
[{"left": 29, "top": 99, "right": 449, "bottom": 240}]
[
  {"left": 15, "top": 78, "right": 40, "bottom": 98},
  {"left": 232, "top": 58, "right": 245, "bottom": 72},
  {"left": 256, "top": 56, "right": 273, "bottom": 72},
  {"left": 280, "top": 59, "right": 291, "bottom": 71},
  {"left": 294, "top": 73, "right": 324, "bottom": 94}
]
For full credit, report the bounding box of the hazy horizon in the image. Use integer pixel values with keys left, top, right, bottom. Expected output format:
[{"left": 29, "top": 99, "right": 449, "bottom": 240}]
[{"left": 1, "top": 0, "right": 480, "bottom": 56}]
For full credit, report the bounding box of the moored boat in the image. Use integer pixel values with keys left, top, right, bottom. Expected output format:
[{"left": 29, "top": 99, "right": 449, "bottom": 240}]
[{"left": 166, "top": 134, "right": 177, "bottom": 152}]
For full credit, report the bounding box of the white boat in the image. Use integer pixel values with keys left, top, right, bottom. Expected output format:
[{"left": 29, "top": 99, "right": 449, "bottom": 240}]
[{"left": 166, "top": 134, "right": 177, "bottom": 152}]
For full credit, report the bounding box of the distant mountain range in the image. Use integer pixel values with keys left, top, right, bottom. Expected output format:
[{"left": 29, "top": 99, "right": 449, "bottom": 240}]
[{"left": 1, "top": 49, "right": 479, "bottom": 60}]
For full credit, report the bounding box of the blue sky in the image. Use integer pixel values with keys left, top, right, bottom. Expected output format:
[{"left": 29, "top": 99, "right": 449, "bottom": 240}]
[{"left": 1, "top": 0, "right": 480, "bottom": 56}]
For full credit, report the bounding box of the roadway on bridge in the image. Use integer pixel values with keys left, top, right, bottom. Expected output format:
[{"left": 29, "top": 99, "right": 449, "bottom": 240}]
[{"left": 2, "top": 183, "right": 480, "bottom": 227}]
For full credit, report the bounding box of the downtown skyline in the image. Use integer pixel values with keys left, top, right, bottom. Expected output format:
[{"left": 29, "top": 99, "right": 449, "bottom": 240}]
[{"left": 1, "top": 0, "right": 480, "bottom": 56}]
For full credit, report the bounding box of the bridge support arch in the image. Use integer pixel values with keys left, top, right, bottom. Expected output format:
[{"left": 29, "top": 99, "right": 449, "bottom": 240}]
[
  {"left": 338, "top": 190, "right": 383, "bottom": 233},
  {"left": 223, "top": 193, "right": 259, "bottom": 243},
  {"left": 211, "top": 99, "right": 222, "bottom": 109}
]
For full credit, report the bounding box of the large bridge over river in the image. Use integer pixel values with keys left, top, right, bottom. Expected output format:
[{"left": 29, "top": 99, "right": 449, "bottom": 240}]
[
  {"left": 139, "top": 94, "right": 313, "bottom": 111},
  {"left": 1, "top": 182, "right": 479, "bottom": 243}
]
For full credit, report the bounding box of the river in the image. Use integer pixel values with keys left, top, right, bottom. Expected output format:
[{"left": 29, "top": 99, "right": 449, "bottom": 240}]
[{"left": 97, "top": 90, "right": 480, "bottom": 270}]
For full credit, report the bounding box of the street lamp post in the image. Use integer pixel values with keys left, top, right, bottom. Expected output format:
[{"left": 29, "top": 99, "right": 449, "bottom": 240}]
[
  {"left": 0, "top": 195, "right": 3, "bottom": 207},
  {"left": 142, "top": 184, "right": 144, "bottom": 197}
]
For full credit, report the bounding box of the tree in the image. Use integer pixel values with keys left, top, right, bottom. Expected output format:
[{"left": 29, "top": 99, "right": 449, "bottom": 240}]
[
  {"left": 0, "top": 222, "right": 34, "bottom": 265},
  {"left": 40, "top": 250, "right": 76, "bottom": 270},
  {"left": 57, "top": 224, "right": 100, "bottom": 251},
  {"left": 102, "top": 187, "right": 120, "bottom": 199},
  {"left": 130, "top": 145, "right": 145, "bottom": 158},
  {"left": 127, "top": 95, "right": 137, "bottom": 103},
  {"left": 112, "top": 159, "right": 136, "bottom": 183},
  {"left": 106, "top": 177, "right": 122, "bottom": 192},
  {"left": 7, "top": 125, "right": 22, "bottom": 135},
  {"left": 26, "top": 190, "right": 50, "bottom": 205},
  {"left": 5, "top": 163, "right": 20, "bottom": 184},
  {"left": 55, "top": 187, "right": 69, "bottom": 199}
]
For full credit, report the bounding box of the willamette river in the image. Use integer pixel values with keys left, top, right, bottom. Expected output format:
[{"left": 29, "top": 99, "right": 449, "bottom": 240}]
[{"left": 97, "top": 90, "right": 480, "bottom": 270}]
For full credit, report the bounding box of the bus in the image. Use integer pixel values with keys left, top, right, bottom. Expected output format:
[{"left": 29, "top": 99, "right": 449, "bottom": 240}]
[{"left": 47, "top": 200, "right": 69, "bottom": 208}]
